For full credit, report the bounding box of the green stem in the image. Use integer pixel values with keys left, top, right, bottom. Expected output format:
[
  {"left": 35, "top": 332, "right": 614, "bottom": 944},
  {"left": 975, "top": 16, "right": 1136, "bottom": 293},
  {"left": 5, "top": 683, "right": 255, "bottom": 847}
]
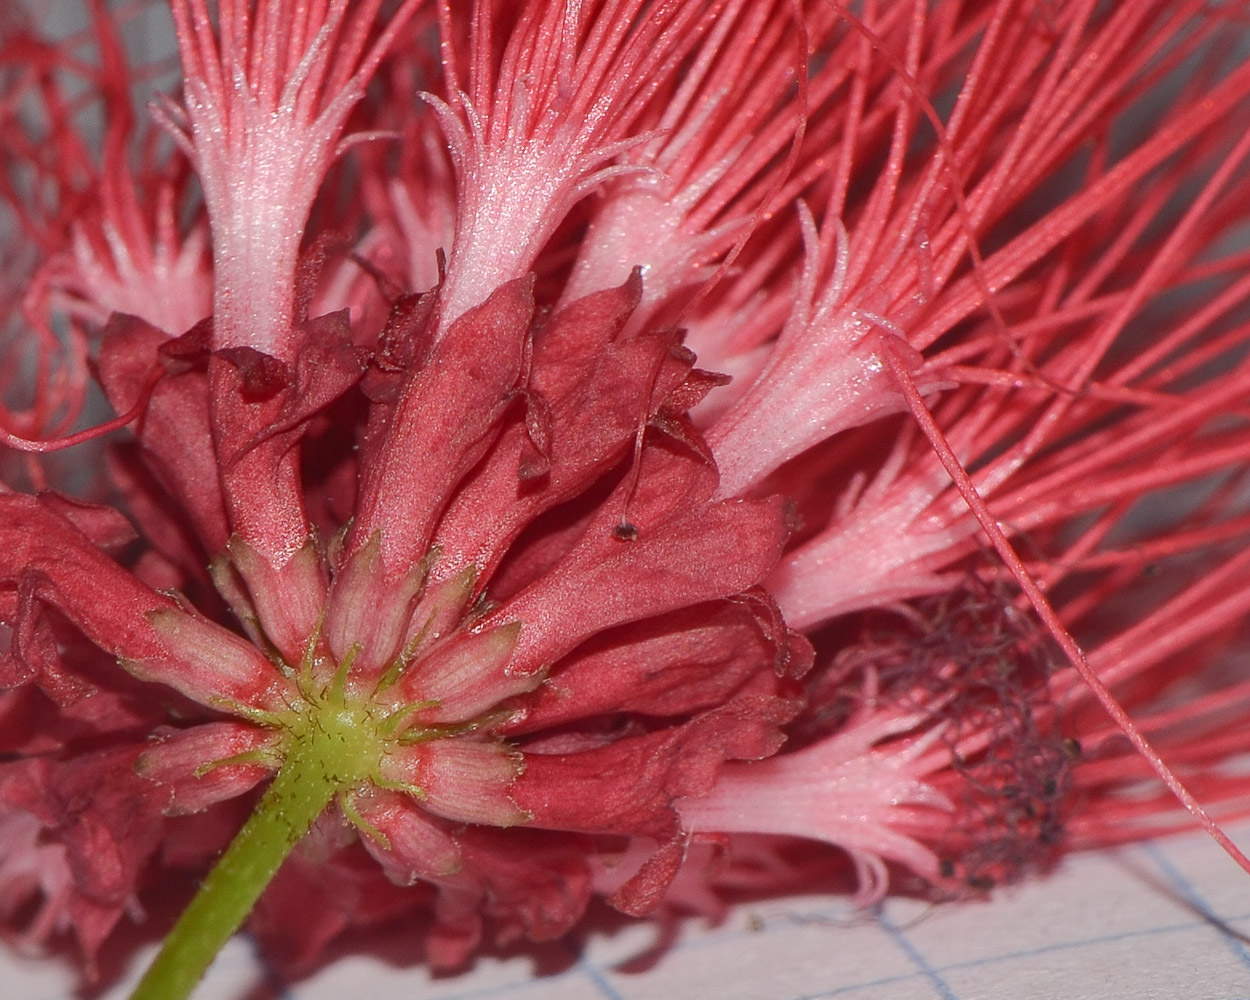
[{"left": 129, "top": 753, "right": 338, "bottom": 1000}]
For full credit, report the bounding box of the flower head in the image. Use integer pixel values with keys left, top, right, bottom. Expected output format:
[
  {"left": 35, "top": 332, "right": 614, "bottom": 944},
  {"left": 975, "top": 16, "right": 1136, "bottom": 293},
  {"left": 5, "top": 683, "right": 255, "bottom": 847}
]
[{"left": 5, "top": 1, "right": 1250, "bottom": 997}]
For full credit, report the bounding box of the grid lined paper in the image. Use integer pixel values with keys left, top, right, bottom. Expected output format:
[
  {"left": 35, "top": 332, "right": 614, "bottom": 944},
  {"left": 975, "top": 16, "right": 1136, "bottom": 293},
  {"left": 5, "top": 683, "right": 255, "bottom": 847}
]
[{"left": 8, "top": 821, "right": 1250, "bottom": 1000}]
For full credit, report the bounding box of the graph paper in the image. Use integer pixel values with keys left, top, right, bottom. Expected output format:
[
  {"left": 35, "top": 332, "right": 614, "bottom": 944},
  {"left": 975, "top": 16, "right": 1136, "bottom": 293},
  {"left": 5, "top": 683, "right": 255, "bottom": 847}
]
[{"left": 7, "top": 820, "right": 1250, "bottom": 1000}]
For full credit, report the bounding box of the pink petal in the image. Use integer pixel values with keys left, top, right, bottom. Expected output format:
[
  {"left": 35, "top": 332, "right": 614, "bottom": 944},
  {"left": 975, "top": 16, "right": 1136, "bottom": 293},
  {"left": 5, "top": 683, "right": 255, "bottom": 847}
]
[
  {"left": 351, "top": 789, "right": 463, "bottom": 885},
  {"left": 489, "top": 448, "right": 794, "bottom": 676},
  {"left": 324, "top": 532, "right": 428, "bottom": 680},
  {"left": 512, "top": 694, "right": 797, "bottom": 839},
  {"left": 205, "top": 353, "right": 313, "bottom": 566},
  {"left": 350, "top": 276, "right": 535, "bottom": 575},
  {"left": 225, "top": 534, "right": 327, "bottom": 666},
  {"left": 452, "top": 827, "right": 593, "bottom": 945},
  {"left": 380, "top": 738, "right": 528, "bottom": 828},
  {"left": 677, "top": 714, "right": 955, "bottom": 894},
  {"left": 385, "top": 622, "right": 536, "bottom": 724},
  {"left": 249, "top": 850, "right": 422, "bottom": 971},
  {"left": 1, "top": 578, "right": 93, "bottom": 703},
  {"left": 0, "top": 494, "right": 183, "bottom": 675},
  {"left": 96, "top": 314, "right": 231, "bottom": 554},
  {"left": 136, "top": 721, "right": 278, "bottom": 815},
  {"left": 607, "top": 836, "right": 685, "bottom": 917},
  {"left": 432, "top": 275, "right": 703, "bottom": 584},
  {"left": 138, "top": 605, "right": 295, "bottom": 712},
  {"left": 35, "top": 493, "right": 137, "bottom": 550},
  {"left": 0, "top": 746, "right": 164, "bottom": 940},
  {"left": 209, "top": 314, "right": 365, "bottom": 570},
  {"left": 508, "top": 602, "right": 794, "bottom": 734}
]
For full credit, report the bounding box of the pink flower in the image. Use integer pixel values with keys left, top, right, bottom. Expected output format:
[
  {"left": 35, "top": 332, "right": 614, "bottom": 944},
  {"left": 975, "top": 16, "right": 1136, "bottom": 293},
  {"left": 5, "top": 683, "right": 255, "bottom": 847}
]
[{"left": 3, "top": 1, "right": 1250, "bottom": 997}]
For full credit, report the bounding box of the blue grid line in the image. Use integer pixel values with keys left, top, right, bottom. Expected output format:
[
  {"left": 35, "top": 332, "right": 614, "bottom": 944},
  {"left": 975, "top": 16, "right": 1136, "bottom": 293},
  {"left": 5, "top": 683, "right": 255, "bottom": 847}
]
[
  {"left": 1140, "top": 840, "right": 1250, "bottom": 974},
  {"left": 875, "top": 909, "right": 958, "bottom": 1000},
  {"left": 279, "top": 898, "right": 1250, "bottom": 1000},
  {"left": 793, "top": 969, "right": 931, "bottom": 1000},
  {"left": 579, "top": 956, "right": 628, "bottom": 1000},
  {"left": 940, "top": 910, "right": 1250, "bottom": 975},
  {"left": 936, "top": 909, "right": 1250, "bottom": 974},
  {"left": 523, "top": 887, "right": 1250, "bottom": 1000},
  {"left": 22, "top": 825, "right": 1250, "bottom": 1000},
  {"left": 805, "top": 908, "right": 1250, "bottom": 998}
]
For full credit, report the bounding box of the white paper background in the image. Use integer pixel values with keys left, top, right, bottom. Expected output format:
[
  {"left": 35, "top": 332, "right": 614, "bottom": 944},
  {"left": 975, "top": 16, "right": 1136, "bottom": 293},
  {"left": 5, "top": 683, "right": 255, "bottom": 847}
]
[{"left": 7, "top": 821, "right": 1250, "bottom": 1000}]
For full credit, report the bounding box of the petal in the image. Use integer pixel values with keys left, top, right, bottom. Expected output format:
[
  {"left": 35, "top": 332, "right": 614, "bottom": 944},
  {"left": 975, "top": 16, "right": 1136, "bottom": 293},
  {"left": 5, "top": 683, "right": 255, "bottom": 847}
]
[
  {"left": 430, "top": 274, "right": 695, "bottom": 581},
  {"left": 206, "top": 354, "right": 311, "bottom": 563},
  {"left": 96, "top": 314, "right": 231, "bottom": 554},
  {"left": 110, "top": 446, "right": 217, "bottom": 591},
  {"left": 385, "top": 622, "right": 536, "bottom": 724},
  {"left": 208, "top": 313, "right": 366, "bottom": 568},
  {"left": 35, "top": 493, "right": 137, "bottom": 550},
  {"left": 136, "top": 721, "right": 278, "bottom": 815},
  {"left": 223, "top": 535, "right": 327, "bottom": 667},
  {"left": 454, "top": 827, "right": 593, "bottom": 944},
  {"left": 0, "top": 494, "right": 186, "bottom": 679},
  {"left": 0, "top": 577, "right": 93, "bottom": 702},
  {"left": 350, "top": 277, "right": 535, "bottom": 575},
  {"left": 361, "top": 824, "right": 592, "bottom": 967},
  {"left": 381, "top": 738, "right": 528, "bottom": 828},
  {"left": 512, "top": 694, "right": 797, "bottom": 839},
  {"left": 607, "top": 836, "right": 685, "bottom": 917},
  {"left": 1, "top": 746, "right": 164, "bottom": 916},
  {"left": 323, "top": 532, "right": 427, "bottom": 679},
  {"left": 508, "top": 602, "right": 792, "bottom": 734},
  {"left": 489, "top": 448, "right": 793, "bottom": 676},
  {"left": 139, "top": 606, "right": 295, "bottom": 712},
  {"left": 676, "top": 718, "right": 954, "bottom": 892},
  {"left": 0, "top": 805, "right": 125, "bottom": 966},
  {"left": 351, "top": 788, "right": 463, "bottom": 884}
]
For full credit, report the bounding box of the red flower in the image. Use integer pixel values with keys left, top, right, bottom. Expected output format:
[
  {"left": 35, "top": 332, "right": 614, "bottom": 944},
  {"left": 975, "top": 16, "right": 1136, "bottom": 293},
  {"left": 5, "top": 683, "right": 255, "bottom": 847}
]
[{"left": 3, "top": 1, "right": 1250, "bottom": 998}]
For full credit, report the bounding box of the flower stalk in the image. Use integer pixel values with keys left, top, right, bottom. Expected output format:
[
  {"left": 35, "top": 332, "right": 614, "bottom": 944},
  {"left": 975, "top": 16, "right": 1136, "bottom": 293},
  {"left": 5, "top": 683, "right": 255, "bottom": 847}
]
[{"left": 130, "top": 752, "right": 337, "bottom": 1000}]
